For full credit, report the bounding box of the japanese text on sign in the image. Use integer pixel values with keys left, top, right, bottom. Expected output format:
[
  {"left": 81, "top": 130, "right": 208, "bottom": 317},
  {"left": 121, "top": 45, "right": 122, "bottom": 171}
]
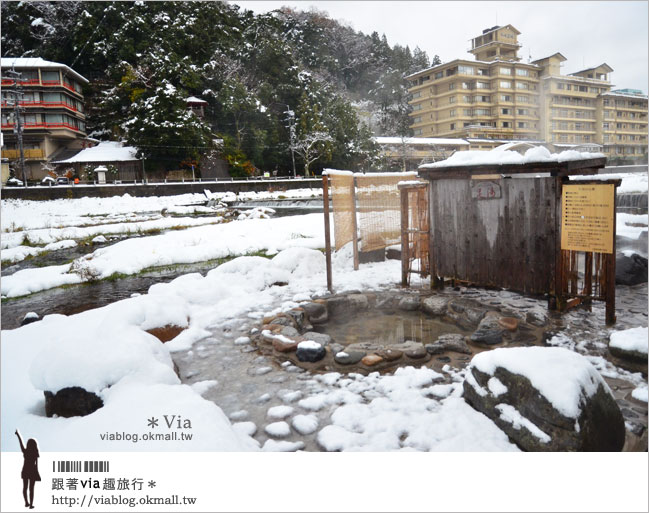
[
  {"left": 471, "top": 180, "right": 501, "bottom": 200},
  {"left": 561, "top": 183, "right": 615, "bottom": 254}
]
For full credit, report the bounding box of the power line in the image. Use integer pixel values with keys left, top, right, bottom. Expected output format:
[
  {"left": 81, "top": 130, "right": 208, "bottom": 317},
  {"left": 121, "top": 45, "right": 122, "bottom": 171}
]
[{"left": 70, "top": 9, "right": 109, "bottom": 68}]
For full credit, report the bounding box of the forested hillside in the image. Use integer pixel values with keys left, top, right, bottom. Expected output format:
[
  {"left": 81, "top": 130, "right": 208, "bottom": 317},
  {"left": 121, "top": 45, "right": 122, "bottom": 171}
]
[{"left": 1, "top": 1, "right": 440, "bottom": 175}]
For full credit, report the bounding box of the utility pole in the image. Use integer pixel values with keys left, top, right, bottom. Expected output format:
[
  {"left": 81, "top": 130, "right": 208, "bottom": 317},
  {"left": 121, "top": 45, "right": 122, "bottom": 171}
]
[
  {"left": 285, "top": 107, "right": 297, "bottom": 178},
  {"left": 2, "top": 68, "right": 27, "bottom": 186}
]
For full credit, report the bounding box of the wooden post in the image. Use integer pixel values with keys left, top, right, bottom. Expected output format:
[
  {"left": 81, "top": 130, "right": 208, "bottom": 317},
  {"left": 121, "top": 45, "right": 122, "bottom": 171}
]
[
  {"left": 400, "top": 187, "right": 410, "bottom": 286},
  {"left": 552, "top": 176, "right": 567, "bottom": 312},
  {"left": 351, "top": 176, "right": 360, "bottom": 271},
  {"left": 605, "top": 187, "right": 618, "bottom": 325},
  {"left": 322, "top": 175, "right": 333, "bottom": 293}
]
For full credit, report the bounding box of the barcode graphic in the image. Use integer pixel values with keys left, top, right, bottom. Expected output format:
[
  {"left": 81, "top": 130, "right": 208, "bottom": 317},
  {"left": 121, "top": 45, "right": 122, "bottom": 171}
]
[{"left": 53, "top": 461, "right": 110, "bottom": 472}]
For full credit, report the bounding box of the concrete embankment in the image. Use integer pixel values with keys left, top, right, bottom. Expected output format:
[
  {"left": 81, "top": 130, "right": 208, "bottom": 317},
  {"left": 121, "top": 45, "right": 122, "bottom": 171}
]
[{"left": 1, "top": 178, "right": 322, "bottom": 200}]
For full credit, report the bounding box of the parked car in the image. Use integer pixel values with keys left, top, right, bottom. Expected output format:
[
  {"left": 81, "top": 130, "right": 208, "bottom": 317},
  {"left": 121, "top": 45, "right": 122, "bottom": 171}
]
[
  {"left": 56, "top": 177, "right": 70, "bottom": 185},
  {"left": 6, "top": 177, "right": 24, "bottom": 186},
  {"left": 41, "top": 176, "right": 56, "bottom": 186}
]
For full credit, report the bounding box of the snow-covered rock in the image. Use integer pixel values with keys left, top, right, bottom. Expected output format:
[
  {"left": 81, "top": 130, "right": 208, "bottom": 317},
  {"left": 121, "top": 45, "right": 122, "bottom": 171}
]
[{"left": 463, "top": 347, "right": 625, "bottom": 451}]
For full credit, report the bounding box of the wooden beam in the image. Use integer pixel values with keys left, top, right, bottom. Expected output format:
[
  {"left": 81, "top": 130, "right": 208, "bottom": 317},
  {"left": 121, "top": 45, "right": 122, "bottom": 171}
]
[
  {"left": 552, "top": 176, "right": 566, "bottom": 311},
  {"left": 351, "top": 176, "right": 360, "bottom": 271},
  {"left": 606, "top": 186, "right": 618, "bottom": 324},
  {"left": 322, "top": 175, "right": 333, "bottom": 293},
  {"left": 418, "top": 157, "right": 607, "bottom": 180},
  {"left": 400, "top": 187, "right": 410, "bottom": 287}
]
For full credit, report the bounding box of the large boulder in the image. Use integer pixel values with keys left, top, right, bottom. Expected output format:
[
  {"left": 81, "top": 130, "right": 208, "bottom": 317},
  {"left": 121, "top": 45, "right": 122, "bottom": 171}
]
[
  {"left": 615, "top": 253, "right": 648, "bottom": 286},
  {"left": 44, "top": 386, "right": 104, "bottom": 418},
  {"left": 608, "top": 327, "right": 648, "bottom": 372},
  {"left": 463, "top": 347, "right": 625, "bottom": 451}
]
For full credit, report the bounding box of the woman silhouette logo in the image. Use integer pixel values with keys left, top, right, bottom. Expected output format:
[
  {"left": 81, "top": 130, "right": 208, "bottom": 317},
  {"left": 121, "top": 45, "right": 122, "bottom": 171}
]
[{"left": 15, "top": 429, "right": 40, "bottom": 509}]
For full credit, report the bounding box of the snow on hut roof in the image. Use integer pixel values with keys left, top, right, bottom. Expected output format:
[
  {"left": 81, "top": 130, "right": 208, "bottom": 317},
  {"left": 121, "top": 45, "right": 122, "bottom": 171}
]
[
  {"left": 0, "top": 57, "right": 88, "bottom": 83},
  {"left": 419, "top": 146, "right": 605, "bottom": 169},
  {"left": 51, "top": 141, "right": 138, "bottom": 164},
  {"left": 374, "top": 137, "right": 470, "bottom": 146},
  {"left": 186, "top": 96, "right": 207, "bottom": 104}
]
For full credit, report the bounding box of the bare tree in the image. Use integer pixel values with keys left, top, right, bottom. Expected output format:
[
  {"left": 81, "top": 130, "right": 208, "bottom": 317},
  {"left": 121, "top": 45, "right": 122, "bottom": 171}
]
[{"left": 290, "top": 131, "right": 333, "bottom": 177}]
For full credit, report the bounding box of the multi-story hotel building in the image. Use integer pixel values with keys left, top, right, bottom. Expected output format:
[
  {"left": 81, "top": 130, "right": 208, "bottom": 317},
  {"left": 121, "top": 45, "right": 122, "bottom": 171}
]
[
  {"left": 1, "top": 57, "right": 90, "bottom": 181},
  {"left": 407, "top": 25, "right": 648, "bottom": 160},
  {"left": 599, "top": 89, "right": 648, "bottom": 160},
  {"left": 407, "top": 25, "right": 542, "bottom": 147}
]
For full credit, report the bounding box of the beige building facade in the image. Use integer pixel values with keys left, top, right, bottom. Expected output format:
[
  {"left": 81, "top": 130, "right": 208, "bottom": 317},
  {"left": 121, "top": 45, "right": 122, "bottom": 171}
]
[{"left": 407, "top": 25, "right": 648, "bottom": 162}]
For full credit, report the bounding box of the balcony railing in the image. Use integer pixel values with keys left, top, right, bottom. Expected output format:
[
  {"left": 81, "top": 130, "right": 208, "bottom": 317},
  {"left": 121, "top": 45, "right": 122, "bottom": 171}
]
[
  {"left": 1, "top": 148, "right": 45, "bottom": 159},
  {"left": 1, "top": 121, "right": 82, "bottom": 132},
  {"left": 0, "top": 100, "right": 83, "bottom": 114},
  {"left": 1, "top": 78, "right": 40, "bottom": 86}
]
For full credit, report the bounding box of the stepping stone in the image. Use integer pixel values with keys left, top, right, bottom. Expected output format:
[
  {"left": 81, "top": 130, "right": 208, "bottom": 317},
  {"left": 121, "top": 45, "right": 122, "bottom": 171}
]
[
  {"left": 361, "top": 354, "right": 384, "bottom": 366},
  {"left": 377, "top": 348, "right": 403, "bottom": 361},
  {"left": 296, "top": 341, "right": 326, "bottom": 362},
  {"left": 273, "top": 338, "right": 298, "bottom": 353},
  {"left": 405, "top": 346, "right": 428, "bottom": 359},
  {"left": 334, "top": 351, "right": 365, "bottom": 365},
  {"left": 498, "top": 317, "right": 519, "bottom": 331},
  {"left": 302, "top": 332, "right": 332, "bottom": 346}
]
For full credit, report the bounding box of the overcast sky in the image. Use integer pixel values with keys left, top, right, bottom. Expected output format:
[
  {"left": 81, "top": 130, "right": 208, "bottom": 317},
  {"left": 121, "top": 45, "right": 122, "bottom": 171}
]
[{"left": 236, "top": 1, "right": 648, "bottom": 92}]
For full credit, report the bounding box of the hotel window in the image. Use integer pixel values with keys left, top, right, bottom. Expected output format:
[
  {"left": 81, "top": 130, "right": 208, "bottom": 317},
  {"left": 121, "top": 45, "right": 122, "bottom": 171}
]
[
  {"left": 450, "top": 123, "right": 455, "bottom": 130},
  {"left": 557, "top": 83, "right": 565, "bottom": 90},
  {"left": 578, "top": 86, "right": 587, "bottom": 92},
  {"left": 412, "top": 104, "right": 422, "bottom": 111},
  {"left": 459, "top": 65, "right": 474, "bottom": 75},
  {"left": 477, "top": 68, "right": 489, "bottom": 76},
  {"left": 517, "top": 95, "right": 529, "bottom": 103},
  {"left": 517, "top": 109, "right": 528, "bottom": 116},
  {"left": 412, "top": 91, "right": 421, "bottom": 99},
  {"left": 413, "top": 116, "right": 422, "bottom": 124},
  {"left": 516, "top": 82, "right": 528, "bottom": 90},
  {"left": 603, "top": 99, "right": 610, "bottom": 106},
  {"left": 474, "top": 109, "right": 490, "bottom": 116},
  {"left": 476, "top": 82, "right": 489, "bottom": 89},
  {"left": 566, "top": 84, "right": 571, "bottom": 91},
  {"left": 434, "top": 71, "right": 443, "bottom": 79},
  {"left": 515, "top": 68, "right": 529, "bottom": 77},
  {"left": 501, "top": 108, "right": 511, "bottom": 115},
  {"left": 500, "top": 67, "right": 512, "bottom": 75},
  {"left": 449, "top": 96, "right": 456, "bottom": 104},
  {"left": 500, "top": 94, "right": 512, "bottom": 101},
  {"left": 449, "top": 83, "right": 456, "bottom": 90},
  {"left": 463, "top": 95, "right": 472, "bottom": 103},
  {"left": 603, "top": 123, "right": 609, "bottom": 130},
  {"left": 518, "top": 122, "right": 528, "bottom": 128},
  {"left": 461, "top": 82, "right": 470, "bottom": 89},
  {"left": 478, "top": 95, "right": 490, "bottom": 102},
  {"left": 590, "top": 87, "right": 599, "bottom": 93},
  {"left": 502, "top": 121, "right": 511, "bottom": 128},
  {"left": 450, "top": 109, "right": 456, "bottom": 116},
  {"left": 413, "top": 129, "right": 423, "bottom": 135},
  {"left": 499, "top": 81, "right": 511, "bottom": 89},
  {"left": 463, "top": 109, "right": 472, "bottom": 116},
  {"left": 41, "top": 70, "right": 60, "bottom": 82}
]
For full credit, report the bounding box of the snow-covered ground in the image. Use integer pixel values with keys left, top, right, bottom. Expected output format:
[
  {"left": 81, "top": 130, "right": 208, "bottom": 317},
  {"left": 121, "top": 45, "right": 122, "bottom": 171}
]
[{"left": 1, "top": 186, "right": 646, "bottom": 453}]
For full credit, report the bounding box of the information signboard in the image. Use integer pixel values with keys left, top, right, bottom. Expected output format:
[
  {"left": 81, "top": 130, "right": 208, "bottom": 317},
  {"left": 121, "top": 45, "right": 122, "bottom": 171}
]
[{"left": 561, "top": 183, "right": 615, "bottom": 254}]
